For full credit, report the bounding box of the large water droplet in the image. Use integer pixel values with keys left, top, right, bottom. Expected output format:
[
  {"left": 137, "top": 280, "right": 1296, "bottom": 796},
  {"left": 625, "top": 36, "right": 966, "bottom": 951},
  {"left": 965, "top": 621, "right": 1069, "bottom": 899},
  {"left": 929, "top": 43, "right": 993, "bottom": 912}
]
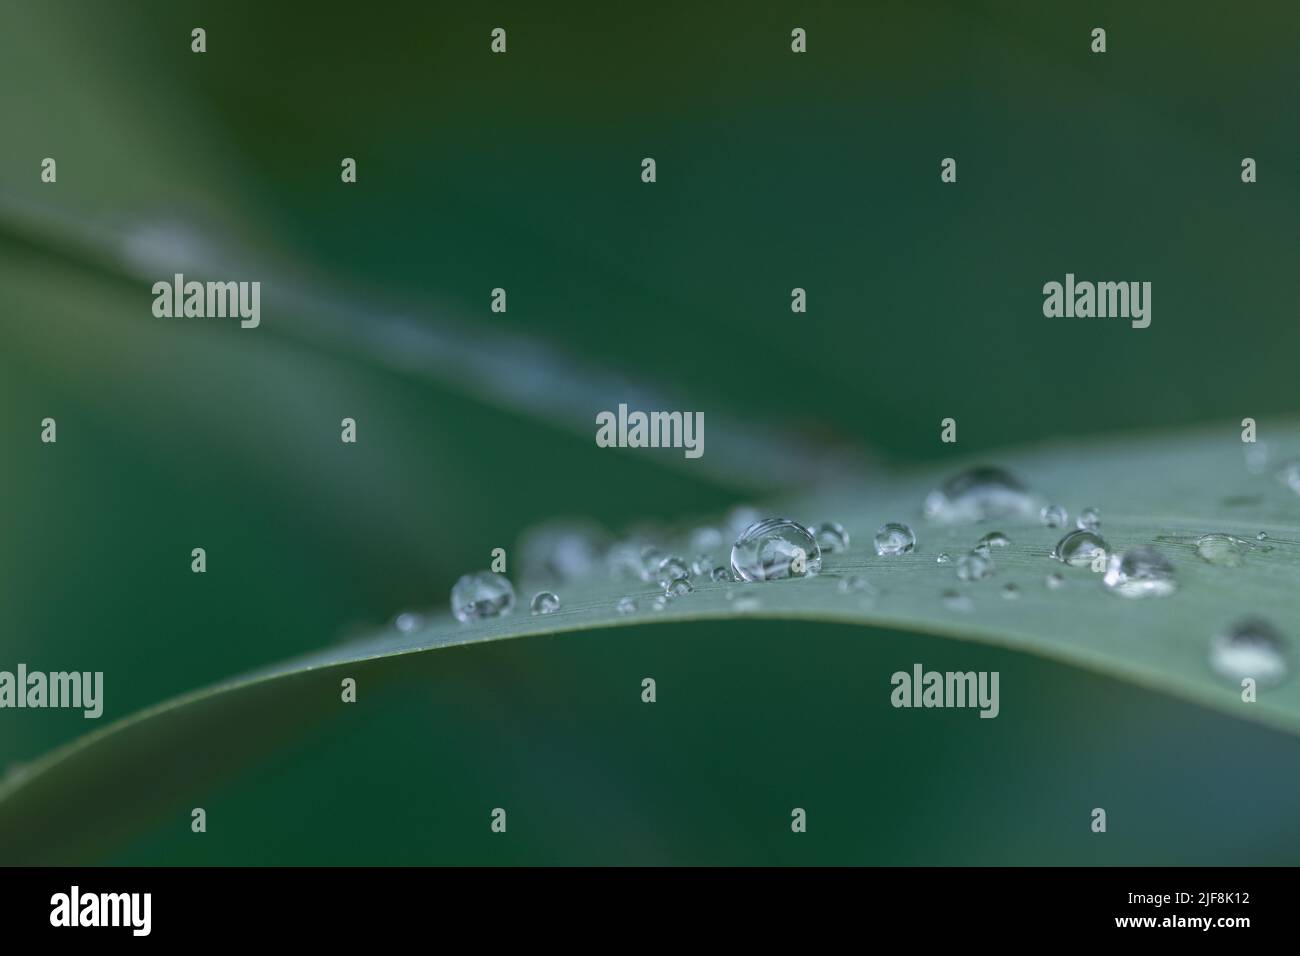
[
  {"left": 1040, "top": 504, "right": 1068, "bottom": 528},
  {"left": 451, "top": 571, "right": 516, "bottom": 623},
  {"left": 1076, "top": 507, "right": 1101, "bottom": 530},
  {"left": 956, "top": 551, "right": 994, "bottom": 581},
  {"left": 1209, "top": 618, "right": 1288, "bottom": 687},
  {"left": 814, "top": 521, "right": 850, "bottom": 553},
  {"left": 923, "top": 466, "right": 1037, "bottom": 524},
  {"left": 530, "top": 591, "right": 560, "bottom": 615},
  {"left": 1052, "top": 529, "right": 1109, "bottom": 567},
  {"left": 730, "top": 518, "right": 822, "bottom": 581},
  {"left": 1102, "top": 546, "right": 1177, "bottom": 598},
  {"left": 1195, "top": 533, "right": 1246, "bottom": 567},
  {"left": 873, "top": 522, "right": 916, "bottom": 556}
]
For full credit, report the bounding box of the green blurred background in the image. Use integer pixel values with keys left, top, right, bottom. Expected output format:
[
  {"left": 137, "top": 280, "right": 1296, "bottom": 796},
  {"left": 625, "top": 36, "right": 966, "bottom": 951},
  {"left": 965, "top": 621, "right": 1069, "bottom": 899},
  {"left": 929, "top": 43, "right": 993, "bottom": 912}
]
[{"left": 2, "top": 0, "right": 1298, "bottom": 863}]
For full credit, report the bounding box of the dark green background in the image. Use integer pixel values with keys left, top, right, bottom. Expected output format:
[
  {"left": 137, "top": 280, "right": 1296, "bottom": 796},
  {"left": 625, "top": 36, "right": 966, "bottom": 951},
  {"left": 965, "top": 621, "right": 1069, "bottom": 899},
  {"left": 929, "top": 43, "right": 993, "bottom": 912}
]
[{"left": 2, "top": 1, "right": 1297, "bottom": 863}]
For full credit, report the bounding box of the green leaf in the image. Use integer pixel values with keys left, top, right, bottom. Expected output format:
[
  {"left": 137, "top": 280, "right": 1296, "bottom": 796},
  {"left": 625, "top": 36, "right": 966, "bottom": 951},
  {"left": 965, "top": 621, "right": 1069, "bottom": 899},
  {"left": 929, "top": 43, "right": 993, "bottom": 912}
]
[{"left": 2, "top": 422, "right": 1298, "bottom": 862}]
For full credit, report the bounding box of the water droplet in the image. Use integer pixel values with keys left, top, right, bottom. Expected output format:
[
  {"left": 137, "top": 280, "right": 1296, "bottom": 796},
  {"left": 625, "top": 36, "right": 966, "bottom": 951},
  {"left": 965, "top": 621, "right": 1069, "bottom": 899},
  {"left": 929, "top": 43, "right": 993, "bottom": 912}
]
[
  {"left": 956, "top": 551, "right": 994, "bottom": 581},
  {"left": 1040, "top": 504, "right": 1068, "bottom": 528},
  {"left": 979, "top": 531, "right": 1010, "bottom": 549},
  {"left": 530, "top": 590, "right": 560, "bottom": 615},
  {"left": 972, "top": 542, "right": 991, "bottom": 557},
  {"left": 1001, "top": 583, "right": 1020, "bottom": 599},
  {"left": 1276, "top": 459, "right": 1300, "bottom": 495},
  {"left": 923, "top": 466, "right": 1036, "bottom": 524},
  {"left": 650, "top": 595, "right": 671, "bottom": 611},
  {"left": 637, "top": 546, "right": 667, "bottom": 583},
  {"left": 1195, "top": 533, "right": 1246, "bottom": 567},
  {"left": 690, "top": 555, "right": 713, "bottom": 577},
  {"left": 730, "top": 518, "right": 822, "bottom": 581},
  {"left": 936, "top": 552, "right": 952, "bottom": 564},
  {"left": 1209, "top": 618, "right": 1288, "bottom": 687},
  {"left": 451, "top": 571, "right": 516, "bottom": 623},
  {"left": 1102, "top": 546, "right": 1177, "bottom": 598},
  {"left": 1077, "top": 507, "right": 1101, "bottom": 530},
  {"left": 1045, "top": 572, "right": 1066, "bottom": 590},
  {"left": 1052, "top": 529, "right": 1109, "bottom": 568},
  {"left": 873, "top": 522, "right": 916, "bottom": 556},
  {"left": 837, "top": 574, "right": 872, "bottom": 593},
  {"left": 664, "top": 578, "right": 694, "bottom": 598},
  {"left": 616, "top": 597, "right": 638, "bottom": 614},
  {"left": 689, "top": 526, "right": 723, "bottom": 553},
  {"left": 654, "top": 555, "right": 690, "bottom": 588},
  {"left": 710, "top": 566, "right": 733, "bottom": 583},
  {"left": 394, "top": 612, "right": 424, "bottom": 633},
  {"left": 942, "top": 590, "right": 973, "bottom": 611},
  {"left": 814, "top": 521, "right": 850, "bottom": 553},
  {"left": 518, "top": 519, "right": 609, "bottom": 581},
  {"left": 1257, "top": 531, "right": 1269, "bottom": 541}
]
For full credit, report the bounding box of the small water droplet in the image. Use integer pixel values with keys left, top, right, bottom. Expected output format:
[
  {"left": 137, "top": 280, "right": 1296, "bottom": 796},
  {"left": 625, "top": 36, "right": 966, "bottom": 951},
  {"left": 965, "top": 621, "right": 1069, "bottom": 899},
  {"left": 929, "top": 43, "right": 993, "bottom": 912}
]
[
  {"left": 838, "top": 574, "right": 872, "bottom": 593},
  {"left": 979, "top": 531, "right": 1010, "bottom": 549},
  {"left": 664, "top": 578, "right": 694, "bottom": 598},
  {"left": 942, "top": 590, "right": 973, "bottom": 611},
  {"left": 1040, "top": 504, "right": 1068, "bottom": 528},
  {"left": 1209, "top": 617, "right": 1288, "bottom": 687},
  {"left": 956, "top": 551, "right": 994, "bottom": 581},
  {"left": 1195, "top": 533, "right": 1246, "bottom": 567},
  {"left": 1102, "top": 546, "right": 1177, "bottom": 598},
  {"left": 653, "top": 555, "right": 691, "bottom": 588},
  {"left": 936, "top": 552, "right": 952, "bottom": 564},
  {"left": 394, "top": 612, "right": 424, "bottom": 633},
  {"left": 1045, "top": 572, "right": 1066, "bottom": 590},
  {"left": 451, "top": 571, "right": 516, "bottom": 623},
  {"left": 710, "top": 566, "right": 733, "bottom": 583},
  {"left": 1257, "top": 531, "right": 1269, "bottom": 541},
  {"left": 873, "top": 522, "right": 916, "bottom": 556},
  {"left": 923, "top": 466, "right": 1037, "bottom": 524},
  {"left": 616, "top": 597, "right": 638, "bottom": 614},
  {"left": 690, "top": 554, "right": 713, "bottom": 577},
  {"left": 972, "top": 542, "right": 991, "bottom": 557},
  {"left": 730, "top": 518, "right": 822, "bottom": 581},
  {"left": 1001, "top": 582, "right": 1020, "bottom": 599},
  {"left": 1076, "top": 507, "right": 1101, "bottom": 530},
  {"left": 650, "top": 595, "right": 671, "bottom": 611},
  {"left": 1052, "top": 529, "right": 1109, "bottom": 567},
  {"left": 813, "top": 521, "right": 850, "bottom": 553},
  {"left": 530, "top": 590, "right": 560, "bottom": 615}
]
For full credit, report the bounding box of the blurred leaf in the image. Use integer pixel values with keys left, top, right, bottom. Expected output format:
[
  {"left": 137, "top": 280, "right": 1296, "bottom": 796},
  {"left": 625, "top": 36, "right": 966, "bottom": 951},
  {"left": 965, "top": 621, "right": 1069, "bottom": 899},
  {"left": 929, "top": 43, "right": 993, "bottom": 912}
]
[{"left": 3, "top": 422, "right": 1299, "bottom": 862}]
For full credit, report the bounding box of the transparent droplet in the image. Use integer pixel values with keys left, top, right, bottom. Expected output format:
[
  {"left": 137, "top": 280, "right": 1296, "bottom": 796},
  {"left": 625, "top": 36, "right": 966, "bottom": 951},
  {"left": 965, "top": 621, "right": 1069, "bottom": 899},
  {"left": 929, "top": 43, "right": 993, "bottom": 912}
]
[
  {"left": 689, "top": 554, "right": 713, "bottom": 577},
  {"left": 936, "top": 552, "right": 952, "bottom": 564},
  {"left": 616, "top": 597, "right": 638, "bottom": 614},
  {"left": 1195, "top": 533, "right": 1246, "bottom": 567},
  {"left": 1257, "top": 531, "right": 1269, "bottom": 542},
  {"left": 972, "top": 542, "right": 991, "bottom": 557},
  {"left": 1102, "top": 546, "right": 1177, "bottom": 598},
  {"left": 655, "top": 555, "right": 690, "bottom": 588},
  {"left": 637, "top": 546, "right": 668, "bottom": 583},
  {"left": 711, "top": 565, "right": 732, "bottom": 583},
  {"left": 1040, "top": 504, "right": 1068, "bottom": 528},
  {"left": 979, "top": 531, "right": 1010, "bottom": 549},
  {"left": 814, "top": 521, "right": 850, "bottom": 553},
  {"left": 1076, "top": 507, "right": 1101, "bottom": 530},
  {"left": 689, "top": 526, "right": 723, "bottom": 553},
  {"left": 650, "top": 594, "right": 671, "bottom": 611},
  {"left": 530, "top": 590, "right": 560, "bottom": 615},
  {"left": 873, "top": 522, "right": 916, "bottom": 556},
  {"left": 518, "top": 519, "right": 608, "bottom": 581},
  {"left": 730, "top": 518, "right": 822, "bottom": 581},
  {"left": 1052, "top": 529, "right": 1109, "bottom": 568},
  {"left": 451, "top": 571, "right": 516, "bottom": 623},
  {"left": 393, "top": 612, "right": 424, "bottom": 633},
  {"left": 1001, "top": 582, "right": 1020, "bottom": 599},
  {"left": 956, "top": 551, "right": 994, "bottom": 581},
  {"left": 923, "top": 466, "right": 1036, "bottom": 524},
  {"left": 1209, "top": 618, "right": 1288, "bottom": 687},
  {"left": 1045, "top": 572, "right": 1066, "bottom": 590},
  {"left": 837, "top": 574, "right": 871, "bottom": 593},
  {"left": 664, "top": 578, "right": 694, "bottom": 598},
  {"left": 942, "top": 590, "right": 973, "bottom": 611}
]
